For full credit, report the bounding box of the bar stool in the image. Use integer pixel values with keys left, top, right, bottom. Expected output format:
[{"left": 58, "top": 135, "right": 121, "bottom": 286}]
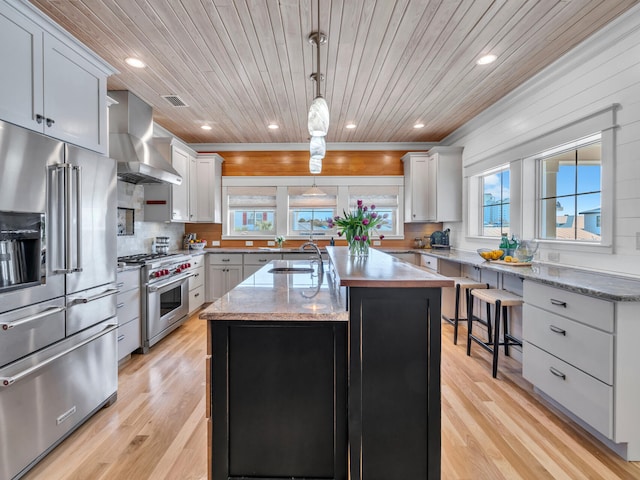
[
  {"left": 466, "top": 288, "right": 523, "bottom": 378},
  {"left": 442, "top": 277, "right": 489, "bottom": 345}
]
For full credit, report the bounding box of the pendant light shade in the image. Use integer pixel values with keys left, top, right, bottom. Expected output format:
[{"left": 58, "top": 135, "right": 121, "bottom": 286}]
[
  {"left": 303, "top": 178, "right": 326, "bottom": 196},
  {"left": 308, "top": 96, "right": 329, "bottom": 137},
  {"left": 309, "top": 156, "right": 322, "bottom": 174},
  {"left": 310, "top": 135, "right": 326, "bottom": 157}
]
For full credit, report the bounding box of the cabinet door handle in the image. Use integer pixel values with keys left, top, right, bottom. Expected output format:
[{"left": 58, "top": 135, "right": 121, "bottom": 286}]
[
  {"left": 549, "top": 367, "right": 566, "bottom": 380},
  {"left": 36, "top": 114, "right": 45, "bottom": 124},
  {"left": 46, "top": 117, "right": 55, "bottom": 127},
  {"left": 550, "top": 299, "right": 567, "bottom": 308},
  {"left": 549, "top": 325, "right": 566, "bottom": 336}
]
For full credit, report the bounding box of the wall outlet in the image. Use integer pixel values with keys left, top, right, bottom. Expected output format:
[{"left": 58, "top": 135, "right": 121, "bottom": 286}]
[
  {"left": 267, "top": 240, "right": 275, "bottom": 246},
  {"left": 373, "top": 240, "right": 381, "bottom": 246},
  {"left": 245, "top": 240, "right": 253, "bottom": 246},
  {"left": 211, "top": 240, "right": 220, "bottom": 247},
  {"left": 548, "top": 252, "right": 560, "bottom": 262}
]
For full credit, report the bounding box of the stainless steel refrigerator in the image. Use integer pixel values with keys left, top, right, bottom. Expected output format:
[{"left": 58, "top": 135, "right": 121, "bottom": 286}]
[{"left": 0, "top": 119, "right": 118, "bottom": 480}]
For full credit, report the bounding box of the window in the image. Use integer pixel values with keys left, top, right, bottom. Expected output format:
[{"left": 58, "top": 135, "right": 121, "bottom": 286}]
[
  {"left": 480, "top": 166, "right": 510, "bottom": 237},
  {"left": 227, "top": 186, "right": 276, "bottom": 235},
  {"left": 222, "top": 176, "right": 405, "bottom": 239},
  {"left": 538, "top": 137, "right": 601, "bottom": 242},
  {"left": 347, "top": 186, "right": 400, "bottom": 236},
  {"left": 287, "top": 186, "right": 337, "bottom": 237}
]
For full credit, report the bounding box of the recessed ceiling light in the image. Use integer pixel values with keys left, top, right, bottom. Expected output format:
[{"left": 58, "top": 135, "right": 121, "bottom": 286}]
[
  {"left": 413, "top": 123, "right": 425, "bottom": 129},
  {"left": 201, "top": 125, "right": 212, "bottom": 131},
  {"left": 476, "top": 54, "right": 497, "bottom": 65},
  {"left": 125, "top": 57, "right": 146, "bottom": 68},
  {"left": 345, "top": 123, "right": 356, "bottom": 129},
  {"left": 267, "top": 123, "right": 279, "bottom": 130}
]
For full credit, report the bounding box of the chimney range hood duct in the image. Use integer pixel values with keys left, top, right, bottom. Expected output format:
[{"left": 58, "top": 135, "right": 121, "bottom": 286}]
[{"left": 108, "top": 90, "right": 182, "bottom": 185}]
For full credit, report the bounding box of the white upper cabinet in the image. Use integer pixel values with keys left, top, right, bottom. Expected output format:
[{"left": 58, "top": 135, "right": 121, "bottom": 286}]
[
  {"left": 0, "top": 1, "right": 114, "bottom": 153},
  {"left": 144, "top": 139, "right": 193, "bottom": 223},
  {"left": 403, "top": 147, "right": 463, "bottom": 223},
  {"left": 194, "top": 154, "right": 224, "bottom": 223},
  {"left": 403, "top": 153, "right": 429, "bottom": 222}
]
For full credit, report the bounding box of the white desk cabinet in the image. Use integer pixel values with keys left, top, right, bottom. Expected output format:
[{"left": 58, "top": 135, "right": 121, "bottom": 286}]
[
  {"left": 523, "top": 280, "right": 640, "bottom": 460},
  {"left": 0, "top": 1, "right": 112, "bottom": 153}
]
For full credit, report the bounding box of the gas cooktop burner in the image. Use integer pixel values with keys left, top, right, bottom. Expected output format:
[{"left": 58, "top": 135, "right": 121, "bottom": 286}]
[{"left": 117, "top": 253, "right": 179, "bottom": 265}]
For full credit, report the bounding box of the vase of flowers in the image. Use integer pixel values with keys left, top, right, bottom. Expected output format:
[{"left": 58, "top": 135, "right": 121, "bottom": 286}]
[
  {"left": 275, "top": 235, "right": 285, "bottom": 249},
  {"left": 327, "top": 200, "right": 387, "bottom": 256}
]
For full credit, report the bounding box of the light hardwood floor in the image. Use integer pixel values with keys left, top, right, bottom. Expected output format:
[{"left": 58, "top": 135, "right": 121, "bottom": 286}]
[{"left": 23, "top": 312, "right": 640, "bottom": 480}]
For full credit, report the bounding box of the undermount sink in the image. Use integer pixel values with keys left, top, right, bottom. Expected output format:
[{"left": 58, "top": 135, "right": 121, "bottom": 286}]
[{"left": 268, "top": 267, "right": 314, "bottom": 274}]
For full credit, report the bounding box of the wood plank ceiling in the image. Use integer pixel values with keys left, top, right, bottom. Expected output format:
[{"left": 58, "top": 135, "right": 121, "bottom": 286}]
[{"left": 31, "top": 0, "right": 639, "bottom": 145}]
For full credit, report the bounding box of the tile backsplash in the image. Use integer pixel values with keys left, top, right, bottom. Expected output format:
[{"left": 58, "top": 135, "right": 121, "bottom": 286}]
[{"left": 117, "top": 181, "right": 184, "bottom": 256}]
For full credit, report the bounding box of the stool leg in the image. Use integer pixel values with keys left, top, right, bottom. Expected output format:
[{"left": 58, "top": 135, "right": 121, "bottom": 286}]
[
  {"left": 492, "top": 300, "right": 502, "bottom": 378},
  {"left": 503, "top": 306, "right": 510, "bottom": 357},
  {"left": 466, "top": 291, "right": 474, "bottom": 356},
  {"left": 453, "top": 284, "right": 461, "bottom": 345},
  {"left": 486, "top": 301, "right": 492, "bottom": 342}
]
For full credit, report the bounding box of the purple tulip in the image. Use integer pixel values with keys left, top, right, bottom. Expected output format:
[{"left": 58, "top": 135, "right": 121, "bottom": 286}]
[
  {"left": 370, "top": 204, "right": 376, "bottom": 210},
  {"left": 371, "top": 212, "right": 378, "bottom": 219},
  {"left": 363, "top": 218, "right": 370, "bottom": 225},
  {"left": 354, "top": 235, "right": 360, "bottom": 241},
  {"left": 338, "top": 231, "right": 343, "bottom": 236},
  {"left": 362, "top": 235, "right": 368, "bottom": 241},
  {"left": 363, "top": 206, "right": 368, "bottom": 212},
  {"left": 380, "top": 235, "right": 385, "bottom": 240},
  {"left": 357, "top": 199, "right": 363, "bottom": 207}
]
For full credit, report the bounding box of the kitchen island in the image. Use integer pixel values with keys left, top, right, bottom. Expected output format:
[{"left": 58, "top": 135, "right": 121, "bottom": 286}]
[{"left": 200, "top": 247, "right": 453, "bottom": 480}]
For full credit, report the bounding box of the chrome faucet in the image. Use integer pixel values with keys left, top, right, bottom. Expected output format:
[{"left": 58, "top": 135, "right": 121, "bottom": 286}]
[{"left": 300, "top": 241, "right": 323, "bottom": 275}]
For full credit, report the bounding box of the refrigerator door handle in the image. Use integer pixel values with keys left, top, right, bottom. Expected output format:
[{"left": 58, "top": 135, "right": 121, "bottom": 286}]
[
  {"left": 68, "top": 288, "right": 118, "bottom": 306},
  {"left": 50, "top": 163, "right": 83, "bottom": 274},
  {"left": 0, "top": 323, "right": 118, "bottom": 387},
  {"left": 0, "top": 306, "right": 66, "bottom": 331},
  {"left": 73, "top": 164, "right": 83, "bottom": 273}
]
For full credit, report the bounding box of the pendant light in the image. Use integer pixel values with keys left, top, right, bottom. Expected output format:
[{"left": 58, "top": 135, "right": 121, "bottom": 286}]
[
  {"left": 303, "top": 177, "right": 326, "bottom": 196},
  {"left": 308, "top": 0, "right": 329, "bottom": 138}
]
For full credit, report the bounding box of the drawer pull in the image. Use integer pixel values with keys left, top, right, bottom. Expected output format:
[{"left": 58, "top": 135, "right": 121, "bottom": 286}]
[
  {"left": 549, "top": 367, "right": 566, "bottom": 380},
  {"left": 549, "top": 325, "right": 566, "bottom": 336},
  {"left": 116, "top": 303, "right": 125, "bottom": 309},
  {"left": 118, "top": 334, "right": 126, "bottom": 342},
  {"left": 550, "top": 298, "right": 567, "bottom": 307},
  {"left": 194, "top": 293, "right": 200, "bottom": 298},
  {"left": 259, "top": 259, "right": 267, "bottom": 262},
  {"left": 222, "top": 258, "right": 230, "bottom": 262}
]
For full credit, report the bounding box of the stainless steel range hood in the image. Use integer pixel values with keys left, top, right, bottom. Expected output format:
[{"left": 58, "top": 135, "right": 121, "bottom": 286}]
[{"left": 108, "top": 90, "right": 182, "bottom": 185}]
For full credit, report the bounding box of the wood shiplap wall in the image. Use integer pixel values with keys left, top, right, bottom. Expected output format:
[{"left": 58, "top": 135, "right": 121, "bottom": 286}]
[
  {"left": 204, "top": 150, "right": 406, "bottom": 177},
  {"left": 446, "top": 5, "right": 640, "bottom": 277}
]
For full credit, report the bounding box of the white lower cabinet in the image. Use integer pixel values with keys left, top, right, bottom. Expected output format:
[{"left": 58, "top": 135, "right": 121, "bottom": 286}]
[
  {"left": 243, "top": 252, "right": 282, "bottom": 279},
  {"left": 206, "top": 253, "right": 243, "bottom": 302},
  {"left": 189, "top": 254, "right": 206, "bottom": 313},
  {"left": 523, "top": 280, "right": 640, "bottom": 460},
  {"left": 116, "top": 268, "right": 141, "bottom": 362}
]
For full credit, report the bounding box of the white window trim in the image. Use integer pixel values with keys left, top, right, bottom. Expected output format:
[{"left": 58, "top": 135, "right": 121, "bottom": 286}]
[
  {"left": 466, "top": 163, "right": 514, "bottom": 239},
  {"left": 222, "top": 176, "right": 405, "bottom": 240},
  {"left": 523, "top": 130, "right": 613, "bottom": 252}
]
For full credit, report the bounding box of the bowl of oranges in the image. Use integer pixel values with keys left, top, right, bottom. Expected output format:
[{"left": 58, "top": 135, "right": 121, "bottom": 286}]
[{"left": 477, "top": 248, "right": 504, "bottom": 261}]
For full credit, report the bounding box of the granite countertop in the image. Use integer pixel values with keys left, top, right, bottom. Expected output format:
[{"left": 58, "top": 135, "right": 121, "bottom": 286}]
[
  {"left": 199, "top": 259, "right": 348, "bottom": 322},
  {"left": 326, "top": 246, "right": 454, "bottom": 288},
  {"left": 415, "top": 248, "right": 640, "bottom": 302},
  {"left": 203, "top": 247, "right": 327, "bottom": 254}
]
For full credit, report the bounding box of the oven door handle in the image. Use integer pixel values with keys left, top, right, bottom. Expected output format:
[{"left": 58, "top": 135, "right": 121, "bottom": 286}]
[
  {"left": 1, "top": 306, "right": 66, "bottom": 331},
  {"left": 0, "top": 323, "right": 117, "bottom": 387},
  {"left": 148, "top": 273, "right": 193, "bottom": 292}
]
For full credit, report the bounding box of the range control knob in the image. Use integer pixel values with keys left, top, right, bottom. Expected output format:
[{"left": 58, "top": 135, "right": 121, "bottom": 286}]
[
  {"left": 154, "top": 271, "right": 161, "bottom": 278},
  {"left": 163, "top": 269, "right": 169, "bottom": 275},
  {"left": 175, "top": 267, "right": 182, "bottom": 274}
]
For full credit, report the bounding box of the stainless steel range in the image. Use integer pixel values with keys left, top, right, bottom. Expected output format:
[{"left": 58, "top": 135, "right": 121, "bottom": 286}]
[{"left": 118, "top": 253, "right": 193, "bottom": 353}]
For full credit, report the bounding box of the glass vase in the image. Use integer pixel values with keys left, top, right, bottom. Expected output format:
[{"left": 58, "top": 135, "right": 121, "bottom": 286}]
[{"left": 348, "top": 239, "right": 370, "bottom": 257}]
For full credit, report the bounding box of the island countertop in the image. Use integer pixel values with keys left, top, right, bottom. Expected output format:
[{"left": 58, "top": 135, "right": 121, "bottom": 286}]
[
  {"left": 199, "top": 259, "right": 348, "bottom": 322},
  {"left": 326, "top": 246, "right": 454, "bottom": 288}
]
